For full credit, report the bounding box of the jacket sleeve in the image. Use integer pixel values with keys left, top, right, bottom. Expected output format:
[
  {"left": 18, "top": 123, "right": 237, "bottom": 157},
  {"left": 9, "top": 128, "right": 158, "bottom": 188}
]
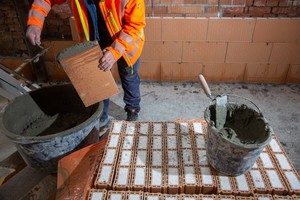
[
  {"left": 108, "top": 0, "right": 146, "bottom": 61},
  {"left": 27, "top": 0, "right": 67, "bottom": 29}
]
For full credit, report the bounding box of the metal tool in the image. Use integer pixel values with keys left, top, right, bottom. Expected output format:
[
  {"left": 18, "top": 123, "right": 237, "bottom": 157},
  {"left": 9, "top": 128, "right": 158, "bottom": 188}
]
[
  {"left": 198, "top": 74, "right": 228, "bottom": 130},
  {"left": 0, "top": 45, "right": 50, "bottom": 100}
]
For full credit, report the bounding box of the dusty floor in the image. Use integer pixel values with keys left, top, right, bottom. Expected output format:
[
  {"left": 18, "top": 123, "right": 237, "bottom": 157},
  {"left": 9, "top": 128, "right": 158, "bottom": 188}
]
[{"left": 0, "top": 81, "right": 299, "bottom": 173}]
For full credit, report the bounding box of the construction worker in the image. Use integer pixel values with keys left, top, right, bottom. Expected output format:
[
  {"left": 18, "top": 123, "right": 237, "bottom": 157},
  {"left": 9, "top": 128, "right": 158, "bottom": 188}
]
[{"left": 26, "top": 0, "right": 145, "bottom": 124}]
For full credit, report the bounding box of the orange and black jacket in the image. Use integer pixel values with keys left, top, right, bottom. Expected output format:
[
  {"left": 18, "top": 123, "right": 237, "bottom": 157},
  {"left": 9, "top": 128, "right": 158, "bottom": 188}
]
[{"left": 27, "top": 0, "right": 145, "bottom": 67}]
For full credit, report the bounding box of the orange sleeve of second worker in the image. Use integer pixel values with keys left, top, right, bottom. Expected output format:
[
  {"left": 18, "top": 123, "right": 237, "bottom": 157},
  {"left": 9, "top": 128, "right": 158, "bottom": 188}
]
[{"left": 114, "top": 0, "right": 145, "bottom": 52}]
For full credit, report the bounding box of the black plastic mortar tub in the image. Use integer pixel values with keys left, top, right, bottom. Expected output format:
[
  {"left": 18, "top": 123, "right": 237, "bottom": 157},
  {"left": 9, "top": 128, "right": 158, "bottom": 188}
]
[
  {"left": 0, "top": 83, "right": 102, "bottom": 173},
  {"left": 204, "top": 98, "right": 272, "bottom": 176}
]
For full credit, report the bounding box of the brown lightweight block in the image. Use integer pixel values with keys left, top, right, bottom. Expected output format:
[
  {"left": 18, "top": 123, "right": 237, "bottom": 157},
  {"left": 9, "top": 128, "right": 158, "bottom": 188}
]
[{"left": 57, "top": 41, "right": 119, "bottom": 107}]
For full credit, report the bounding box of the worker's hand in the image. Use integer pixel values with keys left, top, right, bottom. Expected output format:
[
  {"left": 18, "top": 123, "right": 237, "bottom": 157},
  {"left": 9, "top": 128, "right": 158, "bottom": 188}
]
[
  {"left": 26, "top": 25, "right": 42, "bottom": 46},
  {"left": 99, "top": 49, "right": 116, "bottom": 72}
]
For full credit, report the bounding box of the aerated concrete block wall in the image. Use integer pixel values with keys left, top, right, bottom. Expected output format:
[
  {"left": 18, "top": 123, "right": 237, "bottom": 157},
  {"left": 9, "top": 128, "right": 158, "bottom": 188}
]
[{"left": 140, "top": 17, "right": 300, "bottom": 83}]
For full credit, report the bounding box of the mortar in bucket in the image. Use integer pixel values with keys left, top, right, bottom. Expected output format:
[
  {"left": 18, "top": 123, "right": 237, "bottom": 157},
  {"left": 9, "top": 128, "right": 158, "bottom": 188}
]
[
  {"left": 199, "top": 75, "right": 272, "bottom": 176},
  {"left": 0, "top": 83, "right": 102, "bottom": 173}
]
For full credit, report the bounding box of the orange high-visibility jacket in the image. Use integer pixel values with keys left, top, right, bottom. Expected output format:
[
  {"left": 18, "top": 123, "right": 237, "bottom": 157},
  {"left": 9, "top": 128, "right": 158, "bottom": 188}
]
[{"left": 28, "top": 0, "right": 145, "bottom": 67}]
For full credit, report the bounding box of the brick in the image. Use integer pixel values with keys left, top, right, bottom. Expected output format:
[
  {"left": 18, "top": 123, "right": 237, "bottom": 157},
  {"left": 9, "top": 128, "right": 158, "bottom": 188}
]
[
  {"left": 202, "top": 63, "right": 245, "bottom": 82},
  {"left": 248, "top": 7, "right": 271, "bottom": 16},
  {"left": 253, "top": 18, "right": 300, "bottom": 43},
  {"left": 278, "top": 0, "right": 289, "bottom": 6},
  {"left": 220, "top": 0, "right": 232, "bottom": 4},
  {"left": 152, "top": 6, "right": 168, "bottom": 14},
  {"left": 207, "top": 18, "right": 255, "bottom": 42},
  {"left": 269, "top": 43, "right": 300, "bottom": 64},
  {"left": 207, "top": 0, "right": 219, "bottom": 4},
  {"left": 226, "top": 42, "right": 272, "bottom": 63},
  {"left": 272, "top": 7, "right": 300, "bottom": 16},
  {"left": 246, "top": 0, "right": 254, "bottom": 5},
  {"left": 244, "top": 64, "right": 289, "bottom": 83},
  {"left": 223, "top": 7, "right": 246, "bottom": 15},
  {"left": 286, "top": 65, "right": 300, "bottom": 83},
  {"left": 197, "top": 0, "right": 208, "bottom": 3},
  {"left": 205, "top": 6, "right": 219, "bottom": 14},
  {"left": 254, "top": 0, "right": 267, "bottom": 6},
  {"left": 266, "top": 0, "right": 279, "bottom": 6},
  {"left": 160, "top": 62, "right": 180, "bottom": 81},
  {"left": 182, "top": 42, "right": 227, "bottom": 62},
  {"left": 139, "top": 62, "right": 161, "bottom": 81},
  {"left": 167, "top": 5, "right": 204, "bottom": 14},
  {"left": 111, "top": 63, "right": 120, "bottom": 81},
  {"left": 145, "top": 17, "right": 162, "bottom": 41},
  {"left": 162, "top": 18, "right": 208, "bottom": 41},
  {"left": 185, "top": 0, "right": 196, "bottom": 3},
  {"left": 233, "top": 0, "right": 246, "bottom": 5},
  {"left": 141, "top": 41, "right": 182, "bottom": 62}
]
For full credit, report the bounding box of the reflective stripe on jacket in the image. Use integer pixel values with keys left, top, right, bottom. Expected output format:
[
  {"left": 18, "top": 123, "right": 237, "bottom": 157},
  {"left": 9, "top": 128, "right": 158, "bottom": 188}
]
[{"left": 41, "top": 0, "right": 145, "bottom": 67}]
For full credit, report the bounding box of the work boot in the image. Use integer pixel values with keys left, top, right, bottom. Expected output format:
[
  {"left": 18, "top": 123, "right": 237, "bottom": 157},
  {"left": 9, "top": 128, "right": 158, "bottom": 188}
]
[{"left": 126, "top": 109, "right": 138, "bottom": 121}]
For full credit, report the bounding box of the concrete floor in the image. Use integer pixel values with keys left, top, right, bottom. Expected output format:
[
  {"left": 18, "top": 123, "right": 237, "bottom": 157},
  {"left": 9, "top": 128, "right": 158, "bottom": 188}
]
[{"left": 0, "top": 81, "right": 299, "bottom": 173}]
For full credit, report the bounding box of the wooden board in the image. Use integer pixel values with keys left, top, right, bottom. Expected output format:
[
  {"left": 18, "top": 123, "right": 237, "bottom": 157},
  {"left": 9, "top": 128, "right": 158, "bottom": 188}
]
[{"left": 58, "top": 43, "right": 119, "bottom": 107}]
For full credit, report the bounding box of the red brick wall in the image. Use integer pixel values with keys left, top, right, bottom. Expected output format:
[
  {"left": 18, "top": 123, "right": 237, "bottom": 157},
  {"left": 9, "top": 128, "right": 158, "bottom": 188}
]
[
  {"left": 0, "top": 1, "right": 72, "bottom": 57},
  {"left": 145, "top": 0, "right": 300, "bottom": 17},
  {"left": 43, "top": 3, "right": 72, "bottom": 39},
  {"left": 0, "top": 1, "right": 27, "bottom": 56}
]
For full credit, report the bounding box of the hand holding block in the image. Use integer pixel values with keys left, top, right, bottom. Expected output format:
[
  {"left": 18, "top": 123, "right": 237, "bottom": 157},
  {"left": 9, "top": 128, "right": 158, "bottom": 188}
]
[{"left": 57, "top": 41, "right": 119, "bottom": 107}]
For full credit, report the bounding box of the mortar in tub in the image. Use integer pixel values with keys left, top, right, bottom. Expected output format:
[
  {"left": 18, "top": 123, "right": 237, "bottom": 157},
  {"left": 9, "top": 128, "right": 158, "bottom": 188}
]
[
  {"left": 0, "top": 83, "right": 102, "bottom": 173},
  {"left": 204, "top": 95, "right": 273, "bottom": 176}
]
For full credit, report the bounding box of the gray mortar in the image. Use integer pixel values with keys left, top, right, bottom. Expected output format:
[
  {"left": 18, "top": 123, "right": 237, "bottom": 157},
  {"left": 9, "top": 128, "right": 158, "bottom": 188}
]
[
  {"left": 56, "top": 40, "right": 98, "bottom": 61},
  {"left": 0, "top": 83, "right": 102, "bottom": 173},
  {"left": 204, "top": 102, "right": 272, "bottom": 176},
  {"left": 207, "top": 103, "right": 271, "bottom": 147}
]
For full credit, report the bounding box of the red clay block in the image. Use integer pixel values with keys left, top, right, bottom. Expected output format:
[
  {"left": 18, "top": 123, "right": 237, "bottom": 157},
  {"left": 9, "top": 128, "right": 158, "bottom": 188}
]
[
  {"left": 162, "top": 18, "right": 208, "bottom": 41},
  {"left": 269, "top": 43, "right": 300, "bottom": 64},
  {"left": 145, "top": 18, "right": 162, "bottom": 41},
  {"left": 207, "top": 18, "right": 255, "bottom": 42},
  {"left": 253, "top": 18, "right": 300, "bottom": 43},
  {"left": 140, "top": 62, "right": 161, "bottom": 81},
  {"left": 244, "top": 64, "right": 289, "bottom": 83},
  {"left": 286, "top": 65, "right": 300, "bottom": 83},
  {"left": 226, "top": 42, "right": 272, "bottom": 63},
  {"left": 183, "top": 42, "right": 227, "bottom": 63},
  {"left": 201, "top": 63, "right": 245, "bottom": 82},
  {"left": 58, "top": 43, "right": 119, "bottom": 107},
  {"left": 141, "top": 41, "right": 182, "bottom": 62}
]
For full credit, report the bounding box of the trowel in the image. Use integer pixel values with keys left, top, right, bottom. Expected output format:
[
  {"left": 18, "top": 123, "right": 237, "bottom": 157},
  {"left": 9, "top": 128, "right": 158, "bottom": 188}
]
[{"left": 199, "top": 74, "right": 228, "bottom": 130}]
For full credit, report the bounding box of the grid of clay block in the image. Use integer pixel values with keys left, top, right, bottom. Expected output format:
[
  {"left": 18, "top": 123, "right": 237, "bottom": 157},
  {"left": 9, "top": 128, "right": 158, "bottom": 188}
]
[
  {"left": 87, "top": 189, "right": 299, "bottom": 200},
  {"left": 88, "top": 189, "right": 107, "bottom": 200},
  {"left": 267, "top": 136, "right": 300, "bottom": 195},
  {"left": 94, "top": 120, "right": 300, "bottom": 197},
  {"left": 256, "top": 139, "right": 289, "bottom": 195},
  {"left": 94, "top": 121, "right": 124, "bottom": 189}
]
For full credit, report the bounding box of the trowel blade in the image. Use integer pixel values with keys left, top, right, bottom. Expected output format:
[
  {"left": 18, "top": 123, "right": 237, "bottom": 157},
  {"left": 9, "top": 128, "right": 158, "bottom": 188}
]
[{"left": 216, "top": 95, "right": 228, "bottom": 130}]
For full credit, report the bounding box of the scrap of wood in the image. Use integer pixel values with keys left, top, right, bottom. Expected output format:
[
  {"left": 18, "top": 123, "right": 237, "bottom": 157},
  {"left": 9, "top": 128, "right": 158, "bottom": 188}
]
[{"left": 0, "top": 151, "right": 27, "bottom": 185}]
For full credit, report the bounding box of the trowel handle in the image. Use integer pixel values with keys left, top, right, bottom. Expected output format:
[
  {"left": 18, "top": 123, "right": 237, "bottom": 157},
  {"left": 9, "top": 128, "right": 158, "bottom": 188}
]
[{"left": 199, "top": 74, "right": 212, "bottom": 99}]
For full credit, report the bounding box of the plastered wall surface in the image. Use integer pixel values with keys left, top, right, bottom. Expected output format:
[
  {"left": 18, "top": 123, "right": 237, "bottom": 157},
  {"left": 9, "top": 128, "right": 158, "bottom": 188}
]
[{"left": 140, "top": 17, "right": 300, "bottom": 83}]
